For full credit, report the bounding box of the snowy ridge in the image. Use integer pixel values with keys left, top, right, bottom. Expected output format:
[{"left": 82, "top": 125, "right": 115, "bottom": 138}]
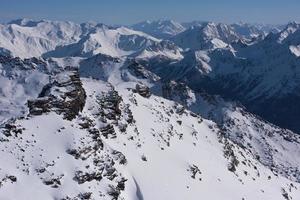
[
  {"left": 0, "top": 19, "right": 182, "bottom": 60},
  {"left": 0, "top": 19, "right": 300, "bottom": 200},
  {"left": 140, "top": 21, "right": 300, "bottom": 133},
  {"left": 171, "top": 22, "right": 240, "bottom": 50},
  {"left": 131, "top": 20, "right": 185, "bottom": 39},
  {"left": 0, "top": 19, "right": 83, "bottom": 58},
  {"left": 1, "top": 60, "right": 300, "bottom": 199}
]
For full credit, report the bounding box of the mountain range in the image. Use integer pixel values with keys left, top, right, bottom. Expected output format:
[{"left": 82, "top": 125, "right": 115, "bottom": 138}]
[{"left": 0, "top": 18, "right": 300, "bottom": 200}]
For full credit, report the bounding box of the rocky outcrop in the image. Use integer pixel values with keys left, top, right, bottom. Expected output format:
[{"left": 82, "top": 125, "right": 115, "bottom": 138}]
[
  {"left": 0, "top": 54, "right": 47, "bottom": 70},
  {"left": 28, "top": 68, "right": 86, "bottom": 120},
  {"left": 126, "top": 60, "right": 160, "bottom": 81},
  {"left": 162, "top": 80, "right": 195, "bottom": 107},
  {"left": 134, "top": 83, "right": 151, "bottom": 98},
  {"left": 98, "top": 90, "right": 122, "bottom": 121}
]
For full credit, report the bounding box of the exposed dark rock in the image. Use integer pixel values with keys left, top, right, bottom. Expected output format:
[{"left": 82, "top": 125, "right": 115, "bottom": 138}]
[
  {"left": 0, "top": 54, "right": 47, "bottom": 70},
  {"left": 7, "top": 175, "right": 17, "bottom": 182},
  {"left": 43, "top": 176, "right": 62, "bottom": 188},
  {"left": 0, "top": 175, "right": 17, "bottom": 188},
  {"left": 100, "top": 124, "right": 116, "bottom": 139},
  {"left": 28, "top": 69, "right": 86, "bottom": 120},
  {"left": 126, "top": 60, "right": 160, "bottom": 81},
  {"left": 116, "top": 177, "right": 127, "bottom": 191},
  {"left": 107, "top": 185, "right": 121, "bottom": 200},
  {"left": 111, "top": 150, "right": 127, "bottom": 165},
  {"left": 188, "top": 165, "right": 202, "bottom": 179},
  {"left": 2, "top": 123, "right": 23, "bottom": 137},
  {"left": 162, "top": 81, "right": 194, "bottom": 107},
  {"left": 135, "top": 83, "right": 151, "bottom": 98},
  {"left": 73, "top": 171, "right": 102, "bottom": 184},
  {"left": 98, "top": 90, "right": 122, "bottom": 120},
  {"left": 223, "top": 141, "right": 239, "bottom": 173},
  {"left": 78, "top": 192, "right": 92, "bottom": 200},
  {"left": 141, "top": 155, "right": 147, "bottom": 161},
  {"left": 124, "top": 104, "right": 134, "bottom": 124}
]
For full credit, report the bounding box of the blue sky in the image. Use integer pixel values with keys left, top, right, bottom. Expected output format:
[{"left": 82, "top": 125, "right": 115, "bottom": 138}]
[{"left": 1, "top": 0, "right": 299, "bottom": 24}]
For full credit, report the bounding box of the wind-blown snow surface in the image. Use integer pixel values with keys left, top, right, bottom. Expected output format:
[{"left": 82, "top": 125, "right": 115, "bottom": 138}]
[{"left": 1, "top": 19, "right": 300, "bottom": 200}]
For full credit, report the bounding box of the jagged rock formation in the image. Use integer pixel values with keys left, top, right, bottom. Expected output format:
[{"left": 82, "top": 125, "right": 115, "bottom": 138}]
[
  {"left": 28, "top": 68, "right": 86, "bottom": 120},
  {"left": 134, "top": 83, "right": 151, "bottom": 98}
]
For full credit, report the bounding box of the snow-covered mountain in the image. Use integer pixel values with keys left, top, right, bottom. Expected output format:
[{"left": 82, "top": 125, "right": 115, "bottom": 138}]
[
  {"left": 1, "top": 54, "right": 300, "bottom": 200},
  {"left": 0, "top": 19, "right": 83, "bottom": 58},
  {"left": 131, "top": 20, "right": 185, "bottom": 39},
  {"left": 230, "top": 23, "right": 284, "bottom": 39},
  {"left": 171, "top": 22, "right": 240, "bottom": 50},
  {"left": 144, "top": 21, "right": 300, "bottom": 133},
  {"left": 1, "top": 19, "right": 300, "bottom": 200},
  {"left": 0, "top": 19, "right": 182, "bottom": 60},
  {"left": 181, "top": 21, "right": 283, "bottom": 40},
  {"left": 43, "top": 25, "right": 161, "bottom": 58}
]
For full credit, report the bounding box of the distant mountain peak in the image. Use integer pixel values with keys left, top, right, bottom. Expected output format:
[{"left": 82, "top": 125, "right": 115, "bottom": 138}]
[
  {"left": 131, "top": 19, "right": 185, "bottom": 39},
  {"left": 277, "top": 21, "right": 300, "bottom": 43},
  {"left": 7, "top": 18, "right": 46, "bottom": 27}
]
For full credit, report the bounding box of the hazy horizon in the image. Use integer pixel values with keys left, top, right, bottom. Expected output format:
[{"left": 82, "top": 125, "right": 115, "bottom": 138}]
[
  {"left": 1, "top": 0, "right": 300, "bottom": 25},
  {"left": 2, "top": 17, "right": 294, "bottom": 27}
]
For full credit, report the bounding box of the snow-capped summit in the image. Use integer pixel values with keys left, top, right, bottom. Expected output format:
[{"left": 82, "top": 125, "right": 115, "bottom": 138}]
[
  {"left": 0, "top": 19, "right": 183, "bottom": 60},
  {"left": 1, "top": 19, "right": 300, "bottom": 200},
  {"left": 0, "top": 19, "right": 83, "bottom": 58},
  {"left": 230, "top": 22, "right": 265, "bottom": 39},
  {"left": 276, "top": 21, "right": 300, "bottom": 43},
  {"left": 172, "top": 22, "right": 239, "bottom": 50},
  {"left": 131, "top": 19, "right": 186, "bottom": 39},
  {"left": 44, "top": 25, "right": 161, "bottom": 58},
  {"left": 153, "top": 22, "right": 300, "bottom": 133}
]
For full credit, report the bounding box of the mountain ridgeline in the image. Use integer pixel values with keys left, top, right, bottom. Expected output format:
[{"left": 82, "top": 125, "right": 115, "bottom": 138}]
[{"left": 1, "top": 18, "right": 300, "bottom": 200}]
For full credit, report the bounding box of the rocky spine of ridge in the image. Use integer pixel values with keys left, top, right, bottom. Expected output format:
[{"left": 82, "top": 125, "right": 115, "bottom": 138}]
[{"left": 28, "top": 67, "right": 86, "bottom": 120}]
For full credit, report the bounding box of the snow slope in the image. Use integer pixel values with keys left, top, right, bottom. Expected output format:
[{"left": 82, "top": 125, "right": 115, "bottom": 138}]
[
  {"left": 1, "top": 60, "right": 300, "bottom": 200},
  {"left": 1, "top": 19, "right": 300, "bottom": 200}
]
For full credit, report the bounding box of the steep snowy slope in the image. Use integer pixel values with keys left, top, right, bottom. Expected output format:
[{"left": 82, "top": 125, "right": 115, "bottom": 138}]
[
  {"left": 1, "top": 57, "right": 300, "bottom": 200},
  {"left": 159, "top": 81, "right": 300, "bottom": 182},
  {"left": 79, "top": 55, "right": 300, "bottom": 186}
]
